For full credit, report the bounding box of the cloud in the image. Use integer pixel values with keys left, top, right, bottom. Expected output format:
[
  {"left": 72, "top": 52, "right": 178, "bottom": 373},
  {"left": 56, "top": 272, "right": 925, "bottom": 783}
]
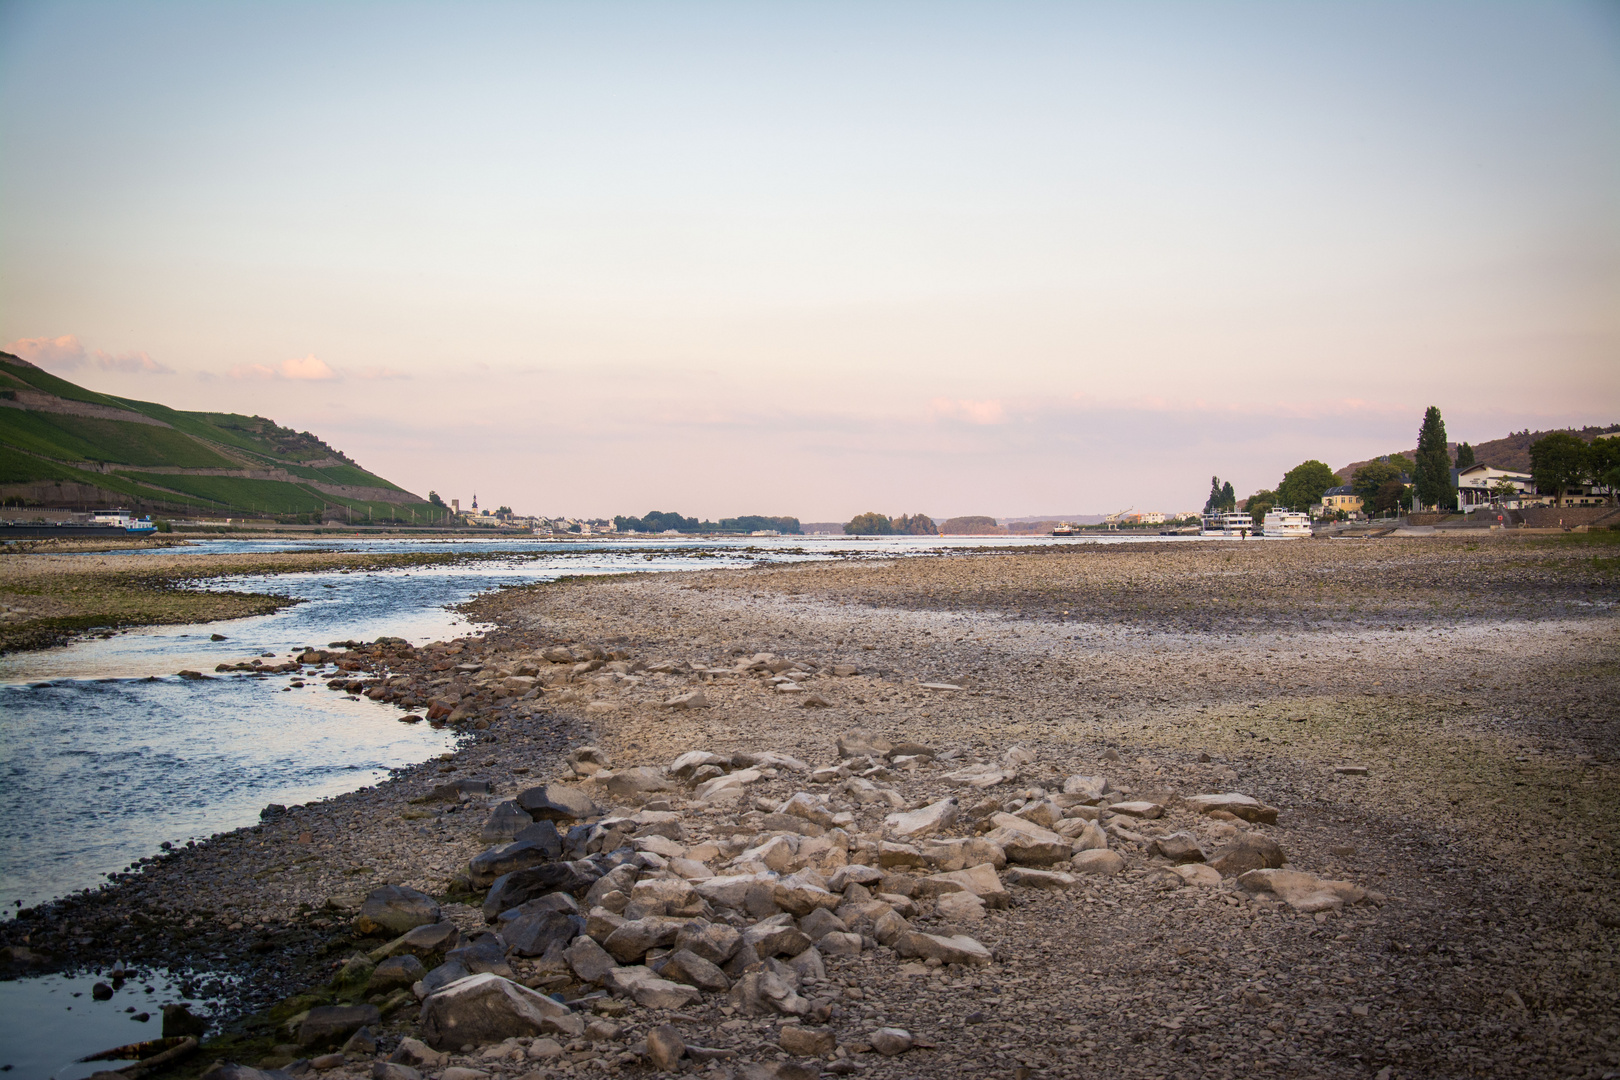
[
  {"left": 929, "top": 397, "right": 1007, "bottom": 425},
  {"left": 3, "top": 334, "right": 174, "bottom": 374},
  {"left": 229, "top": 354, "right": 340, "bottom": 381}
]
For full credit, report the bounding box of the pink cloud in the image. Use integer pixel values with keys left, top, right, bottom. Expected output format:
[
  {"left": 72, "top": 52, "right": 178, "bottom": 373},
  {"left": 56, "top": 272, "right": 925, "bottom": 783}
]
[
  {"left": 929, "top": 397, "right": 1007, "bottom": 425},
  {"left": 4, "top": 334, "right": 174, "bottom": 374},
  {"left": 229, "top": 354, "right": 340, "bottom": 381}
]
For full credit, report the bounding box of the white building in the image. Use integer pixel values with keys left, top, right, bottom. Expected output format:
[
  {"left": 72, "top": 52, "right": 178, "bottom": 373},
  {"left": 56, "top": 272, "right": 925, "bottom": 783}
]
[{"left": 1453, "top": 464, "right": 1534, "bottom": 509}]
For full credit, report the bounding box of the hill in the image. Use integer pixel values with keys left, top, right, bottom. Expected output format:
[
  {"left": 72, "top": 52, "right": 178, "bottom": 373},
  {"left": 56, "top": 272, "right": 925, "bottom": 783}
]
[
  {"left": 0, "top": 352, "right": 437, "bottom": 523},
  {"left": 1335, "top": 423, "right": 1620, "bottom": 481}
]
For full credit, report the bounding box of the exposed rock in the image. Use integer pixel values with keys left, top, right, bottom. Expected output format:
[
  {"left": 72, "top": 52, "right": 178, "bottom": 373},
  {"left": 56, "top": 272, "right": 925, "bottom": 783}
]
[
  {"left": 500, "top": 908, "right": 580, "bottom": 957},
  {"left": 1069, "top": 849, "right": 1126, "bottom": 876},
  {"left": 984, "top": 814, "right": 1071, "bottom": 865},
  {"left": 665, "top": 690, "right": 710, "bottom": 709},
  {"left": 883, "top": 797, "right": 959, "bottom": 838},
  {"left": 870, "top": 1027, "right": 915, "bottom": 1056},
  {"left": 694, "top": 769, "right": 762, "bottom": 802},
  {"left": 298, "top": 1004, "right": 381, "bottom": 1048},
  {"left": 1106, "top": 800, "right": 1163, "bottom": 819},
  {"left": 779, "top": 1025, "right": 838, "bottom": 1056},
  {"left": 1184, "top": 792, "right": 1280, "bottom": 825},
  {"left": 893, "top": 931, "right": 992, "bottom": 965},
  {"left": 647, "top": 1025, "right": 686, "bottom": 1070},
  {"left": 1005, "top": 867, "right": 1077, "bottom": 890},
  {"left": 656, "top": 948, "right": 731, "bottom": 992},
  {"left": 1238, "top": 868, "right": 1368, "bottom": 912},
  {"left": 480, "top": 801, "right": 533, "bottom": 844},
  {"left": 1208, "top": 832, "right": 1286, "bottom": 877},
  {"left": 1170, "top": 864, "right": 1223, "bottom": 887},
  {"left": 354, "top": 885, "right": 440, "bottom": 937},
  {"left": 418, "top": 973, "right": 579, "bottom": 1049},
  {"left": 1148, "top": 832, "right": 1207, "bottom": 864},
  {"left": 563, "top": 935, "right": 620, "bottom": 985},
  {"left": 368, "top": 954, "right": 426, "bottom": 994}
]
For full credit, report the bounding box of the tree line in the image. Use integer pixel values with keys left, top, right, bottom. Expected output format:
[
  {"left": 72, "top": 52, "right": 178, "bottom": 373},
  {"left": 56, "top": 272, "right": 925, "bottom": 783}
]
[
  {"left": 844, "top": 512, "right": 939, "bottom": 535},
  {"left": 611, "top": 512, "right": 802, "bottom": 534}
]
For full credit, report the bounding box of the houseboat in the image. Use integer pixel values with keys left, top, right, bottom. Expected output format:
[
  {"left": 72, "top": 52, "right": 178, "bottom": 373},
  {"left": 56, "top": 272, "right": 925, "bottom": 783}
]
[
  {"left": 1200, "top": 510, "right": 1255, "bottom": 538},
  {"left": 1259, "top": 507, "right": 1311, "bottom": 538}
]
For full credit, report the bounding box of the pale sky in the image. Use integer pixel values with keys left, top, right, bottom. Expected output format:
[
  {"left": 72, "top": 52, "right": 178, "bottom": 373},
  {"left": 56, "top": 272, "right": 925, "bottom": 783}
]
[{"left": 3, "top": 1, "right": 1617, "bottom": 520}]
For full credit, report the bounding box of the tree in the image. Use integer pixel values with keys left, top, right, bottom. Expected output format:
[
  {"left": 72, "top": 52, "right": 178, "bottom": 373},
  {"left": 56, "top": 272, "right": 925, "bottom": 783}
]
[
  {"left": 1220, "top": 481, "right": 1236, "bottom": 511},
  {"left": 892, "top": 513, "right": 938, "bottom": 535},
  {"left": 1491, "top": 478, "right": 1521, "bottom": 503},
  {"left": 428, "top": 491, "right": 446, "bottom": 508},
  {"left": 1455, "top": 442, "right": 1475, "bottom": 469},
  {"left": 1244, "top": 488, "right": 1277, "bottom": 524},
  {"left": 1528, "top": 432, "right": 1590, "bottom": 505},
  {"left": 496, "top": 505, "right": 513, "bottom": 518},
  {"left": 1370, "top": 479, "right": 1409, "bottom": 516},
  {"left": 844, "top": 512, "right": 895, "bottom": 535},
  {"left": 1413, "top": 406, "right": 1455, "bottom": 510},
  {"left": 1352, "top": 459, "right": 1406, "bottom": 506},
  {"left": 1205, "top": 477, "right": 1224, "bottom": 513},
  {"left": 1276, "top": 460, "right": 1336, "bottom": 512},
  {"left": 1588, "top": 436, "right": 1620, "bottom": 505}
]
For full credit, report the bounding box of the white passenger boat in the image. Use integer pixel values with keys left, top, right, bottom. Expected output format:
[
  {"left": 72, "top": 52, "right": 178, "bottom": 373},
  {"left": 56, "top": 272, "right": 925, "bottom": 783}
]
[
  {"left": 1200, "top": 511, "right": 1255, "bottom": 537},
  {"left": 1259, "top": 507, "right": 1311, "bottom": 538}
]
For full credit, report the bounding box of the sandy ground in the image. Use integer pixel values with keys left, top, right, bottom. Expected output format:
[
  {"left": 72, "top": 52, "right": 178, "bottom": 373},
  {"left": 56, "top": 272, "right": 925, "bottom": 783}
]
[{"left": 4, "top": 534, "right": 1617, "bottom": 1080}]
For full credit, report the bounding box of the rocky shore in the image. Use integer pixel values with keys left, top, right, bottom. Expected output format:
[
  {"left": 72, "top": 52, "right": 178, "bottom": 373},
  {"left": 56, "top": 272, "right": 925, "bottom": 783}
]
[{"left": 3, "top": 534, "right": 1617, "bottom": 1080}]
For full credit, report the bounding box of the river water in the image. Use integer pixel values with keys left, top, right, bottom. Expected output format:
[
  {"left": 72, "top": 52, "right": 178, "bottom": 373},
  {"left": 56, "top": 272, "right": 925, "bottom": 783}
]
[{"left": 0, "top": 532, "right": 1180, "bottom": 1077}]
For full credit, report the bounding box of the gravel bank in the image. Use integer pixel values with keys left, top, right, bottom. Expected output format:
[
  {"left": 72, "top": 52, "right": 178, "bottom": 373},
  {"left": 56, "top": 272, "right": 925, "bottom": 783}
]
[{"left": 3, "top": 534, "right": 1615, "bottom": 1080}]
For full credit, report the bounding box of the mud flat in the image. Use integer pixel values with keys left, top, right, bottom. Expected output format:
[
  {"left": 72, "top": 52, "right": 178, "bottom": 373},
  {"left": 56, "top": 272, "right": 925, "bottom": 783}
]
[{"left": 3, "top": 534, "right": 1616, "bottom": 1080}]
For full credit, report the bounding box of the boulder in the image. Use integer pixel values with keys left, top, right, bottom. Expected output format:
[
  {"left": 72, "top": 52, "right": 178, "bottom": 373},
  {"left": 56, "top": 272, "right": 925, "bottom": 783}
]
[
  {"left": 664, "top": 690, "right": 709, "bottom": 709},
  {"left": 1065, "top": 821, "right": 1108, "bottom": 852},
  {"left": 367, "top": 954, "right": 426, "bottom": 994},
  {"left": 921, "top": 863, "right": 1010, "bottom": 908},
  {"left": 1062, "top": 775, "right": 1108, "bottom": 802},
  {"left": 629, "top": 877, "right": 704, "bottom": 916},
  {"left": 985, "top": 814, "right": 1071, "bottom": 865},
  {"left": 481, "top": 801, "right": 534, "bottom": 844},
  {"left": 772, "top": 870, "right": 840, "bottom": 916},
  {"left": 298, "top": 1004, "right": 381, "bottom": 1048},
  {"left": 603, "top": 917, "right": 686, "bottom": 962},
  {"left": 594, "top": 767, "right": 677, "bottom": 802},
  {"left": 446, "top": 934, "right": 513, "bottom": 978},
  {"left": 606, "top": 966, "right": 703, "bottom": 1010},
  {"left": 483, "top": 862, "right": 601, "bottom": 920},
  {"left": 1069, "top": 849, "right": 1125, "bottom": 876},
  {"left": 1238, "top": 869, "right": 1367, "bottom": 912},
  {"left": 418, "top": 973, "right": 579, "bottom": 1049},
  {"left": 656, "top": 948, "right": 731, "bottom": 992},
  {"left": 936, "top": 892, "right": 986, "bottom": 922},
  {"left": 1184, "top": 792, "right": 1279, "bottom": 825},
  {"left": 1208, "top": 833, "right": 1286, "bottom": 877},
  {"left": 515, "top": 784, "right": 599, "bottom": 822},
  {"left": 942, "top": 764, "right": 1017, "bottom": 788},
  {"left": 1013, "top": 799, "right": 1064, "bottom": 828},
  {"left": 670, "top": 751, "right": 731, "bottom": 779},
  {"left": 563, "top": 935, "right": 619, "bottom": 985},
  {"left": 1004, "top": 867, "right": 1076, "bottom": 890},
  {"left": 675, "top": 921, "right": 743, "bottom": 965},
  {"left": 837, "top": 730, "right": 889, "bottom": 757},
  {"left": 354, "top": 886, "right": 440, "bottom": 937},
  {"left": 511, "top": 819, "right": 563, "bottom": 855},
  {"left": 388, "top": 1037, "right": 448, "bottom": 1070},
  {"left": 743, "top": 915, "right": 813, "bottom": 958},
  {"left": 468, "top": 840, "right": 557, "bottom": 888},
  {"left": 420, "top": 960, "right": 472, "bottom": 996},
  {"left": 646, "top": 1025, "right": 685, "bottom": 1071},
  {"left": 1170, "top": 864, "right": 1223, "bottom": 887},
  {"left": 870, "top": 1028, "right": 915, "bottom": 1056},
  {"left": 779, "top": 1025, "right": 838, "bottom": 1057},
  {"left": 694, "top": 871, "right": 777, "bottom": 909},
  {"left": 777, "top": 793, "right": 836, "bottom": 828},
  {"left": 1148, "top": 832, "right": 1206, "bottom": 864},
  {"left": 1106, "top": 801, "right": 1163, "bottom": 819},
  {"left": 883, "top": 797, "right": 959, "bottom": 838},
  {"left": 501, "top": 909, "right": 580, "bottom": 957},
  {"left": 893, "top": 931, "right": 992, "bottom": 966},
  {"left": 827, "top": 864, "right": 885, "bottom": 891},
  {"left": 728, "top": 969, "right": 811, "bottom": 1017},
  {"left": 694, "top": 769, "right": 762, "bottom": 802}
]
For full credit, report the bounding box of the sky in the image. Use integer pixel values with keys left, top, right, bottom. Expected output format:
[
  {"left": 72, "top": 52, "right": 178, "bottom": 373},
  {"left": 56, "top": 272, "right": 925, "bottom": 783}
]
[{"left": 2, "top": 1, "right": 1617, "bottom": 520}]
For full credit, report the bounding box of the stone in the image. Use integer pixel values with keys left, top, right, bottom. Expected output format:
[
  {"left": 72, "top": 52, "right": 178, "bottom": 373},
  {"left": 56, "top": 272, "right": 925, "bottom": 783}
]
[
  {"left": 936, "top": 891, "right": 986, "bottom": 922},
  {"left": 694, "top": 769, "right": 763, "bottom": 802},
  {"left": 483, "top": 862, "right": 601, "bottom": 920},
  {"left": 665, "top": 690, "right": 710, "bottom": 709},
  {"left": 603, "top": 917, "right": 686, "bottom": 962},
  {"left": 584, "top": 863, "right": 641, "bottom": 909},
  {"left": 942, "top": 763, "right": 1017, "bottom": 788},
  {"left": 1069, "top": 849, "right": 1126, "bottom": 875},
  {"left": 424, "top": 778, "right": 493, "bottom": 802},
  {"left": 798, "top": 907, "right": 847, "bottom": 941},
  {"left": 468, "top": 840, "right": 558, "bottom": 888},
  {"left": 1170, "top": 864, "right": 1223, "bottom": 887},
  {"left": 354, "top": 885, "right": 440, "bottom": 937},
  {"left": 675, "top": 921, "right": 743, "bottom": 965},
  {"left": 646, "top": 1025, "right": 685, "bottom": 1071},
  {"left": 563, "top": 935, "right": 620, "bottom": 985},
  {"left": 372, "top": 1065, "right": 421, "bottom": 1080},
  {"left": 629, "top": 877, "right": 704, "bottom": 916},
  {"left": 446, "top": 934, "right": 514, "bottom": 978},
  {"left": 1066, "top": 821, "right": 1108, "bottom": 851},
  {"left": 869, "top": 1027, "right": 914, "bottom": 1056},
  {"left": 420, "top": 960, "right": 472, "bottom": 996},
  {"left": 389, "top": 1037, "right": 448, "bottom": 1070},
  {"left": 418, "top": 973, "right": 579, "bottom": 1049},
  {"left": 632, "top": 833, "right": 687, "bottom": 858},
  {"left": 1003, "top": 745, "right": 1036, "bottom": 766},
  {"left": 1238, "top": 869, "right": 1367, "bottom": 912},
  {"left": 819, "top": 930, "right": 863, "bottom": 954},
  {"left": 515, "top": 784, "right": 599, "bottom": 822},
  {"left": 1184, "top": 792, "right": 1279, "bottom": 825},
  {"left": 1013, "top": 799, "right": 1064, "bottom": 828},
  {"left": 837, "top": 730, "right": 888, "bottom": 757},
  {"left": 608, "top": 966, "right": 703, "bottom": 1010},
  {"left": 786, "top": 945, "right": 825, "bottom": 982},
  {"left": 1208, "top": 832, "right": 1286, "bottom": 877},
  {"left": 1005, "top": 867, "right": 1076, "bottom": 890},
  {"left": 511, "top": 820, "right": 564, "bottom": 856},
  {"left": 778, "top": 792, "right": 836, "bottom": 827},
  {"left": 201, "top": 1068, "right": 291, "bottom": 1080},
  {"left": 501, "top": 909, "right": 580, "bottom": 957},
  {"left": 368, "top": 954, "right": 426, "bottom": 994},
  {"left": 670, "top": 750, "right": 731, "bottom": 778},
  {"left": 161, "top": 1003, "right": 208, "bottom": 1038},
  {"left": 1148, "top": 832, "right": 1207, "bottom": 864},
  {"left": 657, "top": 948, "right": 731, "bottom": 992},
  {"left": 1106, "top": 801, "right": 1164, "bottom": 819},
  {"left": 694, "top": 871, "right": 777, "bottom": 909},
  {"left": 985, "top": 814, "right": 1071, "bottom": 865},
  {"left": 1062, "top": 775, "right": 1109, "bottom": 801},
  {"left": 779, "top": 1025, "right": 838, "bottom": 1056},
  {"left": 594, "top": 767, "right": 677, "bottom": 802},
  {"left": 773, "top": 869, "right": 840, "bottom": 915},
  {"left": 297, "top": 1004, "right": 381, "bottom": 1048},
  {"left": 921, "top": 863, "right": 1010, "bottom": 907},
  {"left": 883, "top": 797, "right": 960, "bottom": 838},
  {"left": 877, "top": 841, "right": 928, "bottom": 868},
  {"left": 481, "top": 801, "right": 534, "bottom": 844},
  {"left": 1334, "top": 765, "right": 1369, "bottom": 776},
  {"left": 526, "top": 1038, "right": 564, "bottom": 1059},
  {"left": 872, "top": 909, "right": 910, "bottom": 946},
  {"left": 827, "top": 864, "right": 885, "bottom": 891},
  {"left": 728, "top": 969, "right": 811, "bottom": 1017},
  {"left": 744, "top": 915, "right": 813, "bottom": 958},
  {"left": 893, "top": 931, "right": 992, "bottom": 965}
]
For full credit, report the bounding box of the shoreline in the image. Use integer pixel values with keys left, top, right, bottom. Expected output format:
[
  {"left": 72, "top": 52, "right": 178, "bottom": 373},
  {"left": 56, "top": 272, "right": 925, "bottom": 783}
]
[{"left": 2, "top": 534, "right": 1615, "bottom": 1078}]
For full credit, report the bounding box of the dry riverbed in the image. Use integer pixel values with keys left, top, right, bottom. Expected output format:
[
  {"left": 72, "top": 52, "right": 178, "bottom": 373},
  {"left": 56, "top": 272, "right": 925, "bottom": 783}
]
[{"left": 3, "top": 534, "right": 1617, "bottom": 1080}]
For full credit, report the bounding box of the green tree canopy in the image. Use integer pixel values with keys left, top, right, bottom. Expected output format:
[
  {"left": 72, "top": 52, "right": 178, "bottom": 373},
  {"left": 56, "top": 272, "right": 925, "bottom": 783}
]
[
  {"left": 1413, "top": 406, "right": 1455, "bottom": 509},
  {"left": 1528, "top": 432, "right": 1591, "bottom": 503},
  {"left": 1352, "top": 460, "right": 1405, "bottom": 504},
  {"left": 1244, "top": 488, "right": 1277, "bottom": 523},
  {"left": 892, "top": 513, "right": 938, "bottom": 535},
  {"left": 1205, "top": 476, "right": 1236, "bottom": 512},
  {"left": 427, "top": 490, "right": 446, "bottom": 507},
  {"left": 1454, "top": 442, "right": 1475, "bottom": 469},
  {"left": 1370, "top": 479, "right": 1410, "bottom": 515},
  {"left": 614, "top": 510, "right": 701, "bottom": 533},
  {"left": 845, "top": 511, "right": 896, "bottom": 535},
  {"left": 1276, "top": 460, "right": 1336, "bottom": 511},
  {"left": 1589, "top": 436, "right": 1620, "bottom": 504}
]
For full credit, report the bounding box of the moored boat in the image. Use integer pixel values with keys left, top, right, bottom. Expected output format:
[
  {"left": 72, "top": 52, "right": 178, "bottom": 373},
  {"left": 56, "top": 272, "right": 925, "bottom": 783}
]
[
  {"left": 1200, "top": 511, "right": 1255, "bottom": 537},
  {"left": 1259, "top": 507, "right": 1311, "bottom": 538},
  {"left": 1051, "top": 522, "right": 1079, "bottom": 536}
]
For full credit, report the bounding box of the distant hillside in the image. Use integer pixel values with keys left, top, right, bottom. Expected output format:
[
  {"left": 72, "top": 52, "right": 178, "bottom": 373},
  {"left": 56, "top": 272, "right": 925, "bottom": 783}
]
[
  {"left": 0, "top": 352, "right": 437, "bottom": 522},
  {"left": 1335, "top": 423, "right": 1620, "bottom": 480}
]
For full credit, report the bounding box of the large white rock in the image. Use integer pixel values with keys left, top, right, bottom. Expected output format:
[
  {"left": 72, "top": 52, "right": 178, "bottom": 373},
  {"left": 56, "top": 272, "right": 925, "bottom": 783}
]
[
  {"left": 418, "top": 973, "right": 580, "bottom": 1049},
  {"left": 1184, "top": 793, "right": 1279, "bottom": 824},
  {"left": 694, "top": 769, "right": 762, "bottom": 802},
  {"left": 693, "top": 871, "right": 777, "bottom": 909},
  {"left": 893, "top": 931, "right": 992, "bottom": 966},
  {"left": 1238, "top": 869, "right": 1366, "bottom": 912},
  {"left": 920, "top": 863, "right": 1010, "bottom": 908},
  {"left": 985, "top": 813, "right": 1071, "bottom": 865},
  {"left": 942, "top": 764, "right": 1017, "bottom": 788},
  {"left": 883, "top": 797, "right": 959, "bottom": 839}
]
